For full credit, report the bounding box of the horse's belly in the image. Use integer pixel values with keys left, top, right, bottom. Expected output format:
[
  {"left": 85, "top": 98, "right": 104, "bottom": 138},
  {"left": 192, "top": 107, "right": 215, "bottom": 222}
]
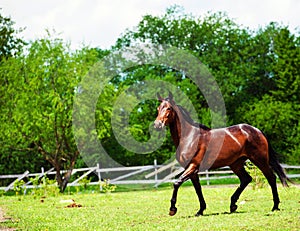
[{"left": 203, "top": 142, "right": 245, "bottom": 170}]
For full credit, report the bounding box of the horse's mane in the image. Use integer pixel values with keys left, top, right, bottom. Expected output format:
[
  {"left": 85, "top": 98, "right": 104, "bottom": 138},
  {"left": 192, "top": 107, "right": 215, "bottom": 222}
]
[{"left": 176, "top": 105, "right": 211, "bottom": 131}]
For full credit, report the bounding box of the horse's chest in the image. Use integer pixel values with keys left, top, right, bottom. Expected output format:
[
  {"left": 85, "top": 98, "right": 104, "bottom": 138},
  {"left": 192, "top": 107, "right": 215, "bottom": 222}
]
[{"left": 176, "top": 136, "right": 200, "bottom": 165}]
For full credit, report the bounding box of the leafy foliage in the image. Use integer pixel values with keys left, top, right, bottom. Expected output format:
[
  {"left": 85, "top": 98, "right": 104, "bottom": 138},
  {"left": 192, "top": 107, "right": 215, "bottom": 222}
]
[
  {"left": 28, "top": 175, "right": 60, "bottom": 197},
  {"left": 112, "top": 6, "right": 300, "bottom": 164},
  {"left": 0, "top": 6, "right": 299, "bottom": 189},
  {"left": 0, "top": 33, "right": 106, "bottom": 191},
  {"left": 0, "top": 10, "right": 25, "bottom": 61}
]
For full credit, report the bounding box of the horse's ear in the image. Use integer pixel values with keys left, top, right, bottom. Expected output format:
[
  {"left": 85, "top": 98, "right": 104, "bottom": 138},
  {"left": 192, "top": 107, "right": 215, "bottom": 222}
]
[
  {"left": 157, "top": 93, "right": 164, "bottom": 102},
  {"left": 168, "top": 91, "right": 173, "bottom": 100}
]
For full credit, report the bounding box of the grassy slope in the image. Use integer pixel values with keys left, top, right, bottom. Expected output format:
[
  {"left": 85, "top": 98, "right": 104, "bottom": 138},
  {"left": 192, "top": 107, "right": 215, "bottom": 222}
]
[{"left": 0, "top": 185, "right": 299, "bottom": 231}]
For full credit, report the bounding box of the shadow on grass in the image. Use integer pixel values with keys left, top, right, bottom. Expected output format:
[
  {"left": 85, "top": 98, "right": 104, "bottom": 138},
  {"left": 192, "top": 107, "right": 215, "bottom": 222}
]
[{"left": 182, "top": 210, "right": 246, "bottom": 219}]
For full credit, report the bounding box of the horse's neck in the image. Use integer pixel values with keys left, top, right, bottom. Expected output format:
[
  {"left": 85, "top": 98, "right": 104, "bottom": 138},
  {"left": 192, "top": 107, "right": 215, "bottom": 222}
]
[
  {"left": 169, "top": 119, "right": 180, "bottom": 147},
  {"left": 169, "top": 107, "right": 196, "bottom": 148},
  {"left": 169, "top": 107, "right": 205, "bottom": 167}
]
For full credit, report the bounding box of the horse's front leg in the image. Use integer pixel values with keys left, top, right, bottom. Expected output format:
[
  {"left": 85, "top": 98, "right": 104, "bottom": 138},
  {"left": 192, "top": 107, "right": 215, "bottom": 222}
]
[
  {"left": 169, "top": 178, "right": 181, "bottom": 216},
  {"left": 190, "top": 173, "right": 206, "bottom": 216},
  {"left": 169, "top": 163, "right": 198, "bottom": 216}
]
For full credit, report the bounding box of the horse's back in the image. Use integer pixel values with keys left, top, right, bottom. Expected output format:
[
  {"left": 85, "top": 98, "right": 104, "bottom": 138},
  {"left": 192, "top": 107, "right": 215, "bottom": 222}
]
[{"left": 206, "top": 124, "right": 267, "bottom": 169}]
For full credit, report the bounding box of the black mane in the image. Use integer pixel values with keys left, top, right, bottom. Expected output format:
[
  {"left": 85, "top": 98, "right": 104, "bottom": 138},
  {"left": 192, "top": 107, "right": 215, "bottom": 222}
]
[{"left": 176, "top": 105, "right": 211, "bottom": 131}]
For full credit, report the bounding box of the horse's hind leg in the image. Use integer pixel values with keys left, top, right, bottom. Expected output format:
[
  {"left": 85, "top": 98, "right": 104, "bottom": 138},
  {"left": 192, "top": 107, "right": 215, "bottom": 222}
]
[
  {"left": 250, "top": 159, "right": 280, "bottom": 211},
  {"left": 230, "top": 159, "right": 252, "bottom": 213}
]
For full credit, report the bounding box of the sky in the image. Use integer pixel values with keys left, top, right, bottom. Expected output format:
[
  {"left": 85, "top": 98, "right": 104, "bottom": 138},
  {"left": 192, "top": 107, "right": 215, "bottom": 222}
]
[{"left": 1, "top": 0, "right": 299, "bottom": 49}]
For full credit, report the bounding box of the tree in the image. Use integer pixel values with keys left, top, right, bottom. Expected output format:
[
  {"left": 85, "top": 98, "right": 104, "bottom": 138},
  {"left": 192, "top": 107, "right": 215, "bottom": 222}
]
[
  {"left": 0, "top": 35, "right": 102, "bottom": 191},
  {"left": 112, "top": 6, "right": 299, "bottom": 164},
  {"left": 114, "top": 6, "right": 258, "bottom": 118},
  {"left": 237, "top": 95, "right": 297, "bottom": 161},
  {"left": 108, "top": 7, "right": 250, "bottom": 165},
  {"left": 272, "top": 26, "right": 300, "bottom": 102},
  {"left": 0, "top": 55, "right": 52, "bottom": 178},
  {"left": 0, "top": 10, "right": 25, "bottom": 61},
  {"left": 0, "top": 12, "right": 32, "bottom": 178},
  {"left": 235, "top": 24, "right": 299, "bottom": 164}
]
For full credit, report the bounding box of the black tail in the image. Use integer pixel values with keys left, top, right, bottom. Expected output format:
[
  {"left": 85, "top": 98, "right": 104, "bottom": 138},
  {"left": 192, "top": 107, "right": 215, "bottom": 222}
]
[{"left": 266, "top": 136, "right": 291, "bottom": 187}]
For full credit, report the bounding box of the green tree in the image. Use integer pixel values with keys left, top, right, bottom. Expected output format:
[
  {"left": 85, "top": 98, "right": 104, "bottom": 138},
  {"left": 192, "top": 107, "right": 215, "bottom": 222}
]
[
  {"left": 236, "top": 24, "right": 299, "bottom": 164},
  {"left": 0, "top": 10, "right": 25, "bottom": 61},
  {"left": 114, "top": 6, "right": 257, "bottom": 118},
  {"left": 108, "top": 6, "right": 250, "bottom": 165},
  {"left": 0, "top": 12, "right": 31, "bottom": 178},
  {"left": 237, "top": 95, "right": 297, "bottom": 162},
  {"left": 0, "top": 35, "right": 103, "bottom": 191},
  {"left": 112, "top": 6, "right": 299, "bottom": 165},
  {"left": 272, "top": 26, "right": 300, "bottom": 102}
]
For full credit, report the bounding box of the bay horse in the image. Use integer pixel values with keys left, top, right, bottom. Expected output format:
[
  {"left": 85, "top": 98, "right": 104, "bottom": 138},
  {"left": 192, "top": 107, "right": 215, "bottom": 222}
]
[{"left": 154, "top": 92, "right": 290, "bottom": 216}]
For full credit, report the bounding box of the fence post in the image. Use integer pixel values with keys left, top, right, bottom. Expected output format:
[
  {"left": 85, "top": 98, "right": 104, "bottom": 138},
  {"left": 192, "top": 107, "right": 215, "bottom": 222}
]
[
  {"left": 97, "top": 163, "right": 102, "bottom": 192},
  {"left": 40, "top": 167, "right": 45, "bottom": 187},
  {"left": 154, "top": 159, "right": 158, "bottom": 188},
  {"left": 206, "top": 170, "right": 210, "bottom": 185}
]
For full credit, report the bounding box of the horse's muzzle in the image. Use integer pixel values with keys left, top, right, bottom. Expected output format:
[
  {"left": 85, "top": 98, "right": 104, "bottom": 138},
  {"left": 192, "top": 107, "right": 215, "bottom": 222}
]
[{"left": 154, "top": 120, "right": 164, "bottom": 131}]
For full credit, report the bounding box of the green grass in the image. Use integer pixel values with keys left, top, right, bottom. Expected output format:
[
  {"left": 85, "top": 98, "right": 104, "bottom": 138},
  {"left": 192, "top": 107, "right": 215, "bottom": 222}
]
[{"left": 0, "top": 185, "right": 299, "bottom": 231}]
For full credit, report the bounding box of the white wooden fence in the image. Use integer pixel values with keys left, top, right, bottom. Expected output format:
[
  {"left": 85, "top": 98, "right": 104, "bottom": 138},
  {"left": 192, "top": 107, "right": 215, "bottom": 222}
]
[{"left": 0, "top": 160, "right": 299, "bottom": 192}]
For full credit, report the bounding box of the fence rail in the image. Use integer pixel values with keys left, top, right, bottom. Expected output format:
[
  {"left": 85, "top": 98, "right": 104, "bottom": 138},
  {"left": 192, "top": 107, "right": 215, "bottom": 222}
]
[{"left": 0, "top": 161, "right": 299, "bottom": 192}]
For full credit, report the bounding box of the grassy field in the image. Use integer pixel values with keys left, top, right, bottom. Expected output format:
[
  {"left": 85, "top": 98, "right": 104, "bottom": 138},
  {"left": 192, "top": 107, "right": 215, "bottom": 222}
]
[{"left": 0, "top": 185, "right": 299, "bottom": 231}]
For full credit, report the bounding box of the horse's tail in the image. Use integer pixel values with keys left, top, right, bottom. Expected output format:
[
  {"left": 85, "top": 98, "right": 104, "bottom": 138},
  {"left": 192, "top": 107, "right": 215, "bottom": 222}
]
[{"left": 264, "top": 134, "right": 291, "bottom": 187}]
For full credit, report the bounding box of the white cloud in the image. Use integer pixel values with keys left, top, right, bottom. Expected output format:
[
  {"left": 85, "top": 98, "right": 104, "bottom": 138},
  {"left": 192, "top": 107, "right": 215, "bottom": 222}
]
[{"left": 1, "top": 0, "right": 299, "bottom": 49}]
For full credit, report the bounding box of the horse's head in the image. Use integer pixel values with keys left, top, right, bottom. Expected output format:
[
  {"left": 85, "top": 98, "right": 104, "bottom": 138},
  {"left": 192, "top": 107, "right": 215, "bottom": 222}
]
[{"left": 154, "top": 92, "right": 176, "bottom": 131}]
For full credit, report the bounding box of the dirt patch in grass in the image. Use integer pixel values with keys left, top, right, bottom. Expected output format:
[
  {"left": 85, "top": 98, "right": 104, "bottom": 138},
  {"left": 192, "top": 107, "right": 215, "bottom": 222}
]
[{"left": 0, "top": 207, "right": 15, "bottom": 231}]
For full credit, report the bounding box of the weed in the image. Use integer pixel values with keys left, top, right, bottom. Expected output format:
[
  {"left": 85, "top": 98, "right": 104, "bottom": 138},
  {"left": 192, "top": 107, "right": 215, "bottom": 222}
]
[
  {"left": 13, "top": 179, "right": 25, "bottom": 196},
  {"left": 28, "top": 175, "right": 60, "bottom": 197},
  {"left": 76, "top": 176, "right": 91, "bottom": 193},
  {"left": 245, "top": 161, "right": 267, "bottom": 189},
  {"left": 99, "top": 179, "right": 116, "bottom": 193}
]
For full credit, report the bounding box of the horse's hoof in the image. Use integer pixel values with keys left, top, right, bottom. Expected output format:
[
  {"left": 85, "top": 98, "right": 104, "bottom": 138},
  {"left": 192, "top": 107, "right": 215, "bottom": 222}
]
[
  {"left": 230, "top": 204, "right": 238, "bottom": 213},
  {"left": 169, "top": 207, "right": 177, "bottom": 216},
  {"left": 272, "top": 207, "right": 280, "bottom": 212},
  {"left": 195, "top": 210, "right": 203, "bottom": 217}
]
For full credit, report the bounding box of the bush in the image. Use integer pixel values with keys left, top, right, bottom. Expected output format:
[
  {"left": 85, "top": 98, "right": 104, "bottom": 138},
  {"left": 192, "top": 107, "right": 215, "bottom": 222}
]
[{"left": 28, "top": 175, "right": 60, "bottom": 197}]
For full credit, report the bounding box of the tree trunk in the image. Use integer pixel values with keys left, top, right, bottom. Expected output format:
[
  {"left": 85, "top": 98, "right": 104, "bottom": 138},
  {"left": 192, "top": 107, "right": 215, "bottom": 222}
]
[
  {"left": 36, "top": 142, "right": 79, "bottom": 193},
  {"left": 56, "top": 157, "right": 77, "bottom": 193},
  {"left": 60, "top": 170, "right": 72, "bottom": 192}
]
